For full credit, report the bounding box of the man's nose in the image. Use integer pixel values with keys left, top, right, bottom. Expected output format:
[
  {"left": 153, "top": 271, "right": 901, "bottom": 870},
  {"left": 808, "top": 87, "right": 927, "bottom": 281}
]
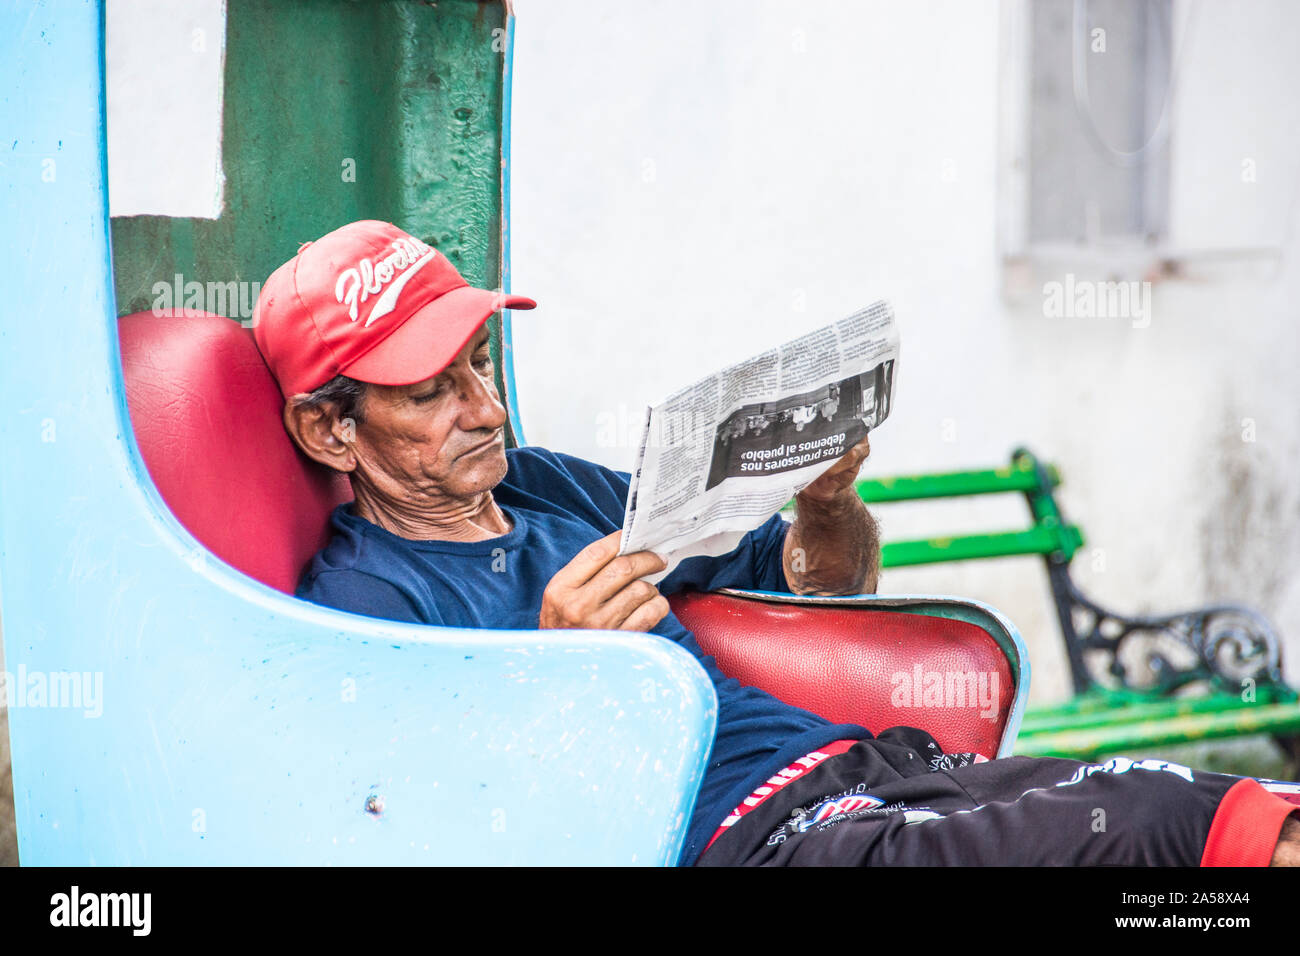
[{"left": 454, "top": 368, "right": 507, "bottom": 431}]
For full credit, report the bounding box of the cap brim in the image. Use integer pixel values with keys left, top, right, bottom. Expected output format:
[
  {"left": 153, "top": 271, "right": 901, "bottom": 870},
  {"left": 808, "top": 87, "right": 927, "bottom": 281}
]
[{"left": 341, "top": 286, "right": 536, "bottom": 387}]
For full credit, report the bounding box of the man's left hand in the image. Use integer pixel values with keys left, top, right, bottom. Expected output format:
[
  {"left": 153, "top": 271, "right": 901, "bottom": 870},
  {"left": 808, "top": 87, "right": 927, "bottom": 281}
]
[
  {"left": 784, "top": 432, "right": 880, "bottom": 595},
  {"left": 797, "top": 434, "right": 871, "bottom": 505}
]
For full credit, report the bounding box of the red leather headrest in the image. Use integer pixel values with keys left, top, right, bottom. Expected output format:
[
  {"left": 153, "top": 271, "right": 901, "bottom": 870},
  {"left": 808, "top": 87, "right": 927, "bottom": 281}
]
[
  {"left": 119, "top": 311, "right": 353, "bottom": 594},
  {"left": 669, "top": 591, "right": 1013, "bottom": 756}
]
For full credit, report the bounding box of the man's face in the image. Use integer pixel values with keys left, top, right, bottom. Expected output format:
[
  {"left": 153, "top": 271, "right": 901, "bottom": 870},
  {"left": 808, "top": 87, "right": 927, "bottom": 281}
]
[{"left": 348, "top": 326, "right": 509, "bottom": 504}]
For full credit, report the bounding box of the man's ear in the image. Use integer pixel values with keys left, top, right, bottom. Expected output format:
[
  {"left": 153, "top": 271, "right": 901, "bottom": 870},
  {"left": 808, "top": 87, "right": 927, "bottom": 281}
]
[{"left": 283, "top": 398, "right": 357, "bottom": 473}]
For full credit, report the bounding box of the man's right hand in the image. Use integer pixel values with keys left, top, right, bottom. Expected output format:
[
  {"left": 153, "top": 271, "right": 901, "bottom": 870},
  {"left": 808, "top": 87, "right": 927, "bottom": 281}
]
[{"left": 539, "top": 531, "right": 670, "bottom": 632}]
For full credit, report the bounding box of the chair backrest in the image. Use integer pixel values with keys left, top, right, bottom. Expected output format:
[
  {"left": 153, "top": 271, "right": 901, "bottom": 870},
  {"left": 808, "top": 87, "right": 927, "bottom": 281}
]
[
  {"left": 668, "top": 590, "right": 1017, "bottom": 758},
  {"left": 119, "top": 310, "right": 352, "bottom": 594}
]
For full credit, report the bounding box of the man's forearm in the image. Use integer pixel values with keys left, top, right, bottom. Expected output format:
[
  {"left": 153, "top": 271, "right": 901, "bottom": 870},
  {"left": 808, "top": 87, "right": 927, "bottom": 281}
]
[{"left": 783, "top": 488, "right": 881, "bottom": 595}]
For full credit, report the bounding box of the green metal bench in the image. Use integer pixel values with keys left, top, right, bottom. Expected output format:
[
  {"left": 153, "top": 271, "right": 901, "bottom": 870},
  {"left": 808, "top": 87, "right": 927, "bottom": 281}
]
[{"left": 850, "top": 448, "right": 1300, "bottom": 764}]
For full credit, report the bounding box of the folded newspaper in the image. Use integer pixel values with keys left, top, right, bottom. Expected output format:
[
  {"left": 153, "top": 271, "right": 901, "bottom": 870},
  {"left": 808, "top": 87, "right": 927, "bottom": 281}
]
[{"left": 618, "top": 300, "right": 899, "bottom": 584}]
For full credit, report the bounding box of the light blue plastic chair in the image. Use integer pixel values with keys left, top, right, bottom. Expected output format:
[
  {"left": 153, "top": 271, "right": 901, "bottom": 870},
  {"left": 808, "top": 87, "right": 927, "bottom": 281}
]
[{"left": 0, "top": 1, "right": 716, "bottom": 866}]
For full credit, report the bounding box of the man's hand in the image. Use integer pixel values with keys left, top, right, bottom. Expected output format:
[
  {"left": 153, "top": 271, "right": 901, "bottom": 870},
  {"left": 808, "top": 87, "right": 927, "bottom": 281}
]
[
  {"left": 539, "top": 531, "right": 671, "bottom": 632},
  {"left": 797, "top": 434, "right": 870, "bottom": 504},
  {"left": 784, "top": 432, "right": 880, "bottom": 595}
]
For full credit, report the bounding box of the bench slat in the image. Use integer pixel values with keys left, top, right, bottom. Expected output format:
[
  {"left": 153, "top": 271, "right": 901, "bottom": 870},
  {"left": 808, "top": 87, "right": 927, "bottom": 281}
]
[
  {"left": 881, "top": 525, "right": 1084, "bottom": 567},
  {"left": 1014, "top": 703, "right": 1300, "bottom": 760},
  {"left": 1020, "top": 687, "right": 1297, "bottom": 735},
  {"left": 856, "top": 462, "right": 1060, "bottom": 502}
]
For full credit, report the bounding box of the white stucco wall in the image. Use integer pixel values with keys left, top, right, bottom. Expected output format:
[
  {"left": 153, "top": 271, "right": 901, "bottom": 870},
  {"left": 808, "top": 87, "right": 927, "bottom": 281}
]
[
  {"left": 105, "top": 0, "right": 226, "bottom": 218},
  {"left": 509, "top": 0, "right": 1300, "bottom": 705}
]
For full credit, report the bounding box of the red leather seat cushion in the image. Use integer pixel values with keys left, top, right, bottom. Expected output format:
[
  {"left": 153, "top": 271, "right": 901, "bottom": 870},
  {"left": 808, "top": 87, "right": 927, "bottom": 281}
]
[
  {"left": 119, "top": 311, "right": 352, "bottom": 594},
  {"left": 669, "top": 590, "right": 1013, "bottom": 756}
]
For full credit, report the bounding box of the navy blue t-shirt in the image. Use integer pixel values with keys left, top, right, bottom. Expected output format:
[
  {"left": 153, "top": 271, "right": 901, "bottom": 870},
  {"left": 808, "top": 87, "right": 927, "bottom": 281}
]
[{"left": 296, "top": 445, "right": 870, "bottom": 865}]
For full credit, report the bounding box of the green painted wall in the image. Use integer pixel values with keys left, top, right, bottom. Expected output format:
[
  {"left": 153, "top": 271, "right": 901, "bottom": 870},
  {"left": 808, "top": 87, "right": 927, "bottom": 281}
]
[{"left": 110, "top": 0, "right": 516, "bottom": 438}]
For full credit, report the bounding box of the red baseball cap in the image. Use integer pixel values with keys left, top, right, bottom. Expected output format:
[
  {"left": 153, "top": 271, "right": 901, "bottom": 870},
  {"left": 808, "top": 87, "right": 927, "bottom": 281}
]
[{"left": 252, "top": 219, "right": 536, "bottom": 398}]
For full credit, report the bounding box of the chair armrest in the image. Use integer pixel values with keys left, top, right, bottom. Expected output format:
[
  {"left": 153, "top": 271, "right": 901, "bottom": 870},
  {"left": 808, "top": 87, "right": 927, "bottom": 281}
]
[
  {"left": 668, "top": 588, "right": 1030, "bottom": 759},
  {"left": 3, "top": 579, "right": 717, "bottom": 865}
]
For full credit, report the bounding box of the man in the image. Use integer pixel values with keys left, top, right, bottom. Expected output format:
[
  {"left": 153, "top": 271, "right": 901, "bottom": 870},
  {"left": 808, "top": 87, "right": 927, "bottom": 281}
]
[{"left": 253, "top": 219, "right": 1300, "bottom": 867}]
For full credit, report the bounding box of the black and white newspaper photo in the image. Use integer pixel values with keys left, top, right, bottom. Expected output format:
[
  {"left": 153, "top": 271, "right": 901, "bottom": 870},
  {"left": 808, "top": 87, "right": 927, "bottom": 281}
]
[{"left": 620, "top": 302, "right": 899, "bottom": 580}]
